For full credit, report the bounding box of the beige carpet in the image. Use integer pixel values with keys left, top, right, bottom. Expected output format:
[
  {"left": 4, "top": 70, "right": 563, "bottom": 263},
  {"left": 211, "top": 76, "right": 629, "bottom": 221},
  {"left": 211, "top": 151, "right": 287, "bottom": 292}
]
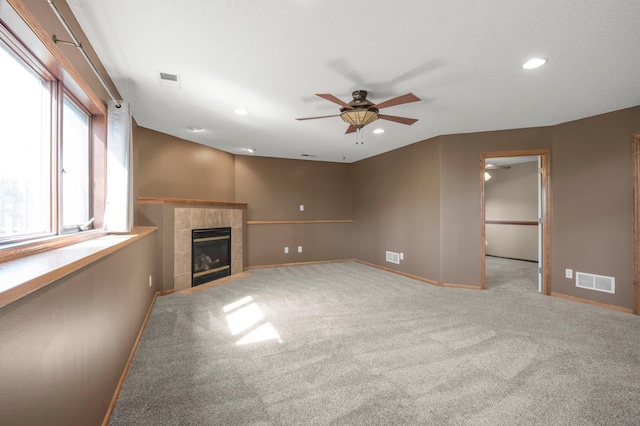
[{"left": 111, "top": 261, "right": 640, "bottom": 425}]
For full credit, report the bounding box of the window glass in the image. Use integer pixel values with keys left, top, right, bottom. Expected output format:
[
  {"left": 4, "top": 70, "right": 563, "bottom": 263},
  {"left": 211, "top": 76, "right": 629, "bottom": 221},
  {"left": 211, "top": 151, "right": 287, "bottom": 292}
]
[
  {"left": 0, "top": 44, "right": 51, "bottom": 240},
  {"left": 61, "top": 94, "right": 90, "bottom": 231}
]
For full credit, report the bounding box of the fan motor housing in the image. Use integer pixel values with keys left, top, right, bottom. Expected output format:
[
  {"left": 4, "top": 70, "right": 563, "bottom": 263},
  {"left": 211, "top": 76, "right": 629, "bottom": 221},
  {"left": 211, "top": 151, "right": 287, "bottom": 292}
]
[{"left": 346, "top": 90, "right": 375, "bottom": 109}]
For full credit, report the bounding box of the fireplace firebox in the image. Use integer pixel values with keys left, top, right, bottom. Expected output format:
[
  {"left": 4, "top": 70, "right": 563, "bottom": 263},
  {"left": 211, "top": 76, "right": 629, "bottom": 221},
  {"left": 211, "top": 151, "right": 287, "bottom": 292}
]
[{"left": 191, "top": 227, "right": 231, "bottom": 287}]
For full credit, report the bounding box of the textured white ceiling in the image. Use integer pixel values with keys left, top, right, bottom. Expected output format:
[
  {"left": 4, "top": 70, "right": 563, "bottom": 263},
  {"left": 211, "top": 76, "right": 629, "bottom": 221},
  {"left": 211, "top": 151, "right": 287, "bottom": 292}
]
[{"left": 67, "top": 0, "right": 640, "bottom": 163}]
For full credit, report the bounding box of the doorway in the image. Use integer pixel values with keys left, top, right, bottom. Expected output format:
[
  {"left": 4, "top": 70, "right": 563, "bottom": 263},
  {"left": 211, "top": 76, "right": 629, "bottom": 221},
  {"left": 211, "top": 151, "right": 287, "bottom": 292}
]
[{"left": 481, "top": 150, "right": 551, "bottom": 294}]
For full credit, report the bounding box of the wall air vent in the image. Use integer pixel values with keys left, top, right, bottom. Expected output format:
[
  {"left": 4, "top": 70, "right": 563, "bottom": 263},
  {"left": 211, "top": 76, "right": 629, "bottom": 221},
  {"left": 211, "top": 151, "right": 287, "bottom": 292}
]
[
  {"left": 575, "top": 272, "right": 615, "bottom": 294},
  {"left": 386, "top": 251, "right": 400, "bottom": 264},
  {"left": 157, "top": 71, "right": 181, "bottom": 88}
]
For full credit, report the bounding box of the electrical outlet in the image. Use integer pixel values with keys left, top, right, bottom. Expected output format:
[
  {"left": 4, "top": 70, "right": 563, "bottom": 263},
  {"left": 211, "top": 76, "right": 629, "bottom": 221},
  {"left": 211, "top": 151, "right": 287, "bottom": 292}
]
[
  {"left": 400, "top": 253, "right": 404, "bottom": 260},
  {"left": 148, "top": 275, "right": 152, "bottom": 287},
  {"left": 485, "top": 240, "right": 488, "bottom": 246},
  {"left": 565, "top": 269, "right": 573, "bottom": 279},
  {"left": 300, "top": 204, "right": 304, "bottom": 211},
  {"left": 284, "top": 247, "right": 289, "bottom": 254},
  {"left": 298, "top": 246, "right": 302, "bottom": 253}
]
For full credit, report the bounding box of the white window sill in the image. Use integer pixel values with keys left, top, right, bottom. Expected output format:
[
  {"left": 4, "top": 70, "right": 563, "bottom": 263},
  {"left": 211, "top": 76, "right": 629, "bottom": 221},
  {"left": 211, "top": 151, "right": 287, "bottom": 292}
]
[{"left": 0, "top": 226, "right": 157, "bottom": 308}]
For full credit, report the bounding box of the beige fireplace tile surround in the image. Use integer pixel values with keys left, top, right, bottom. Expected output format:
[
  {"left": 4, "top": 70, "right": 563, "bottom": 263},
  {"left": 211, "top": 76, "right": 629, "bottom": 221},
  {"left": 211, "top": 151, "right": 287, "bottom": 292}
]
[{"left": 173, "top": 207, "right": 243, "bottom": 291}]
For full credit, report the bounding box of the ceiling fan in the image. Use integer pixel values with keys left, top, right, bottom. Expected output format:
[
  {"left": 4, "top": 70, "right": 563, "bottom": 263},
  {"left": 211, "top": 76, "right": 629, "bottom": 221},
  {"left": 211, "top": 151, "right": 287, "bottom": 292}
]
[
  {"left": 485, "top": 164, "right": 511, "bottom": 170},
  {"left": 296, "top": 90, "right": 420, "bottom": 138},
  {"left": 484, "top": 163, "right": 511, "bottom": 181}
]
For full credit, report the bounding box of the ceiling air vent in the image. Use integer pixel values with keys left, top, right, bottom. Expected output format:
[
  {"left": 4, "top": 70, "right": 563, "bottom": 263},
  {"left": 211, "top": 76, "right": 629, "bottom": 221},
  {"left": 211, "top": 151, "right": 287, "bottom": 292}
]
[
  {"left": 576, "top": 272, "right": 615, "bottom": 294},
  {"left": 157, "top": 71, "right": 181, "bottom": 88}
]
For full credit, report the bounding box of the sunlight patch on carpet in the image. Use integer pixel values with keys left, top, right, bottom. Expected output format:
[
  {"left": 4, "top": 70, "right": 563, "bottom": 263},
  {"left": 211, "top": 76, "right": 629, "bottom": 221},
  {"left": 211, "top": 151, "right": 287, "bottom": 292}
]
[
  {"left": 226, "top": 302, "right": 264, "bottom": 335},
  {"left": 236, "top": 322, "right": 282, "bottom": 345},
  {"left": 224, "top": 295, "right": 282, "bottom": 345},
  {"left": 223, "top": 295, "right": 253, "bottom": 312}
]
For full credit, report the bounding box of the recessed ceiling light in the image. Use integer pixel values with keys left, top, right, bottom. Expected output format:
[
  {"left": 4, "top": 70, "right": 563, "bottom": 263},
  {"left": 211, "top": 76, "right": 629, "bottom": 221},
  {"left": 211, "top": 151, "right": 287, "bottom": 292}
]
[
  {"left": 373, "top": 128, "right": 385, "bottom": 134},
  {"left": 522, "top": 58, "right": 547, "bottom": 70},
  {"left": 234, "top": 108, "right": 249, "bottom": 116},
  {"left": 187, "top": 126, "right": 202, "bottom": 132},
  {"left": 244, "top": 148, "right": 255, "bottom": 153}
]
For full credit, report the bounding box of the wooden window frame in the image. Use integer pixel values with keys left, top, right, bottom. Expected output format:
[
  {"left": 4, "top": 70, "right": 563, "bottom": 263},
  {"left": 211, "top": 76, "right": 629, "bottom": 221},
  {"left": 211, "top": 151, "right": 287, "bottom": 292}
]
[{"left": 0, "top": 0, "right": 107, "bottom": 264}]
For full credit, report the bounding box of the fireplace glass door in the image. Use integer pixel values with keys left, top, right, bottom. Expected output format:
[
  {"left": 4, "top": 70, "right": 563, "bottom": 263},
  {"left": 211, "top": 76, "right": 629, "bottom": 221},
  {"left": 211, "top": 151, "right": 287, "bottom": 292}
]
[{"left": 192, "top": 227, "right": 231, "bottom": 286}]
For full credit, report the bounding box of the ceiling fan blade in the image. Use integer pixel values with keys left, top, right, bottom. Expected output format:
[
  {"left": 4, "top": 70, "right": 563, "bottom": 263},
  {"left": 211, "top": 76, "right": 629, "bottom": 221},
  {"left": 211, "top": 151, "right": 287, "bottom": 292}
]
[
  {"left": 316, "top": 93, "right": 354, "bottom": 109},
  {"left": 378, "top": 114, "right": 418, "bottom": 125},
  {"left": 485, "top": 164, "right": 511, "bottom": 170},
  {"left": 345, "top": 124, "right": 357, "bottom": 134},
  {"left": 296, "top": 114, "right": 341, "bottom": 121},
  {"left": 373, "top": 93, "right": 420, "bottom": 109}
]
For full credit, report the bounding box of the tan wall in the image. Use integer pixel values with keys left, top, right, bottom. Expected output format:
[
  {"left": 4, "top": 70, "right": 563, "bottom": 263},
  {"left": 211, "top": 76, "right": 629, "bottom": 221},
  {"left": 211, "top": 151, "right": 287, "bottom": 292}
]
[
  {"left": 135, "top": 127, "right": 235, "bottom": 201},
  {"left": 247, "top": 223, "right": 353, "bottom": 266},
  {"left": 137, "top": 203, "right": 176, "bottom": 291},
  {"left": 235, "top": 156, "right": 352, "bottom": 266},
  {"left": 0, "top": 233, "right": 159, "bottom": 425},
  {"left": 439, "top": 127, "right": 553, "bottom": 286},
  {"left": 485, "top": 161, "right": 539, "bottom": 261},
  {"left": 485, "top": 225, "right": 538, "bottom": 261},
  {"left": 551, "top": 106, "right": 640, "bottom": 309},
  {"left": 235, "top": 156, "right": 351, "bottom": 220},
  {"left": 351, "top": 139, "right": 441, "bottom": 282}
]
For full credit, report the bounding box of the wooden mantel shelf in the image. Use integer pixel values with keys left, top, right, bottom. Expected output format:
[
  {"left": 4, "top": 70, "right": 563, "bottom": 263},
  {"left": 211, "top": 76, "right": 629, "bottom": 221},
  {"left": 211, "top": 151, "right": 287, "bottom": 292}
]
[{"left": 137, "top": 197, "right": 247, "bottom": 208}]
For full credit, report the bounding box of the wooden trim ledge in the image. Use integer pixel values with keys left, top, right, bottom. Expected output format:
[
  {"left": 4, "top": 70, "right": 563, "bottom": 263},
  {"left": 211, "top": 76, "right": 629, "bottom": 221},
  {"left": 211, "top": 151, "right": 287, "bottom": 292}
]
[
  {"left": 247, "top": 220, "right": 353, "bottom": 225},
  {"left": 442, "top": 283, "right": 482, "bottom": 290},
  {"left": 354, "top": 260, "right": 441, "bottom": 286},
  {"left": 246, "top": 259, "right": 353, "bottom": 270},
  {"left": 137, "top": 197, "right": 247, "bottom": 207},
  {"left": 0, "top": 226, "right": 157, "bottom": 309},
  {"left": 485, "top": 220, "right": 539, "bottom": 226},
  {"left": 551, "top": 292, "right": 633, "bottom": 314}
]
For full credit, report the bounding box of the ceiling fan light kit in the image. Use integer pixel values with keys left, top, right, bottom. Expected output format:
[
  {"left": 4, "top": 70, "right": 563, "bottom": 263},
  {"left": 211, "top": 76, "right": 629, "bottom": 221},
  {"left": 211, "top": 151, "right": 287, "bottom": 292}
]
[{"left": 340, "top": 108, "right": 379, "bottom": 128}]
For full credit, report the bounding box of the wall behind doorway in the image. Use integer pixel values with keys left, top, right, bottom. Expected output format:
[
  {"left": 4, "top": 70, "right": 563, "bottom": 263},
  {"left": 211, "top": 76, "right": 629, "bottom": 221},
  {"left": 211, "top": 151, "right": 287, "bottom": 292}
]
[{"left": 485, "top": 161, "right": 539, "bottom": 261}]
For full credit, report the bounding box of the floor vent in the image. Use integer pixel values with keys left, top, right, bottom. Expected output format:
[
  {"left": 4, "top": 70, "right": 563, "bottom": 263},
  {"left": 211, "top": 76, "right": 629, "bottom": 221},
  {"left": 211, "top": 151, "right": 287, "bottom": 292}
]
[
  {"left": 386, "top": 251, "right": 400, "bottom": 264},
  {"left": 576, "top": 272, "right": 615, "bottom": 294}
]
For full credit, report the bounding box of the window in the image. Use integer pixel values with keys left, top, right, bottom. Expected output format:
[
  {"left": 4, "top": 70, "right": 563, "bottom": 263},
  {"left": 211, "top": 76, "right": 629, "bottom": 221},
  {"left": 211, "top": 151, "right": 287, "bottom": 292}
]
[
  {"left": 0, "top": 15, "right": 105, "bottom": 252},
  {"left": 0, "top": 43, "right": 53, "bottom": 241},
  {"left": 61, "top": 94, "right": 91, "bottom": 232}
]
